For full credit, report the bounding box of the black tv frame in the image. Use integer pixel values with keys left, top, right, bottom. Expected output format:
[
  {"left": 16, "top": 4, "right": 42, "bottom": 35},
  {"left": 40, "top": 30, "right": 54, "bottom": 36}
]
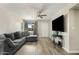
[{"left": 52, "top": 15, "right": 64, "bottom": 32}]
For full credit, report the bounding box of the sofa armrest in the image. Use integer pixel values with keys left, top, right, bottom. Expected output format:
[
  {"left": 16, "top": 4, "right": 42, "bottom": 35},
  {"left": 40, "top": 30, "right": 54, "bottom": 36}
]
[{"left": 5, "top": 38, "right": 16, "bottom": 48}]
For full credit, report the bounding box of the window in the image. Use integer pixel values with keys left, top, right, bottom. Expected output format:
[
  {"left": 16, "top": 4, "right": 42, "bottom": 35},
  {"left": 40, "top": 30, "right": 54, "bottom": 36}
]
[{"left": 28, "top": 24, "right": 32, "bottom": 28}]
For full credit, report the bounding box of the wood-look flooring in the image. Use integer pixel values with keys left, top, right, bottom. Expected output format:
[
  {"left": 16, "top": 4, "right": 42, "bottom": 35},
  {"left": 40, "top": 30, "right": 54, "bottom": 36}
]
[{"left": 15, "top": 37, "right": 68, "bottom": 55}]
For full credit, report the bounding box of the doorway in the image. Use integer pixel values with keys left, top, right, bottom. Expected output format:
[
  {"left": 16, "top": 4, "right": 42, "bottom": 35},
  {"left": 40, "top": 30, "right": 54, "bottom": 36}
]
[{"left": 37, "top": 20, "right": 49, "bottom": 37}]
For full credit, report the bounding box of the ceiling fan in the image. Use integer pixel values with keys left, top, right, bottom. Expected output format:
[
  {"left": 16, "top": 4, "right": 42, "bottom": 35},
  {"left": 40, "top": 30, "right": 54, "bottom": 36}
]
[
  {"left": 37, "top": 4, "right": 48, "bottom": 19},
  {"left": 37, "top": 14, "right": 47, "bottom": 18}
]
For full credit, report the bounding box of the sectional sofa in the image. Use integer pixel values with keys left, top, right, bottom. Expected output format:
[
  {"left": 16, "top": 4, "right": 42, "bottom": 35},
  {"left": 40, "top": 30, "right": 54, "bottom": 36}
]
[{"left": 0, "top": 31, "right": 38, "bottom": 55}]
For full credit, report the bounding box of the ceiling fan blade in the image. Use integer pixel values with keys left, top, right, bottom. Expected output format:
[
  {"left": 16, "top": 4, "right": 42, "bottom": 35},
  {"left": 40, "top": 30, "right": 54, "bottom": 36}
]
[
  {"left": 37, "top": 4, "right": 49, "bottom": 15},
  {"left": 37, "top": 14, "right": 47, "bottom": 19}
]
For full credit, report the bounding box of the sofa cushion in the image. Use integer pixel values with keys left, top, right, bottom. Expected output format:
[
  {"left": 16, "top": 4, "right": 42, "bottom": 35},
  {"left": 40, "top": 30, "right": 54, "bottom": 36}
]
[
  {"left": 6, "top": 38, "right": 16, "bottom": 48},
  {"left": 14, "top": 32, "right": 22, "bottom": 39},
  {"left": 4, "top": 33, "right": 15, "bottom": 40},
  {"left": 13, "top": 39, "right": 22, "bottom": 43},
  {"left": 13, "top": 37, "right": 26, "bottom": 43}
]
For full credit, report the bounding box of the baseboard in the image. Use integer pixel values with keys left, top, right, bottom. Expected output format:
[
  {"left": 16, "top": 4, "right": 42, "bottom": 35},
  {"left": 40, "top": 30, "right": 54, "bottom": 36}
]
[
  {"left": 62, "top": 47, "right": 69, "bottom": 53},
  {"left": 62, "top": 47, "right": 79, "bottom": 53},
  {"left": 68, "top": 51, "right": 79, "bottom": 53}
]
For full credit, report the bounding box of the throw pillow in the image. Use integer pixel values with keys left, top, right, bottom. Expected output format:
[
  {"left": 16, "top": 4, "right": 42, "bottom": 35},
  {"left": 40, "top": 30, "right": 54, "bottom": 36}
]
[
  {"left": 4, "top": 33, "right": 15, "bottom": 40},
  {"left": 14, "top": 32, "right": 22, "bottom": 39}
]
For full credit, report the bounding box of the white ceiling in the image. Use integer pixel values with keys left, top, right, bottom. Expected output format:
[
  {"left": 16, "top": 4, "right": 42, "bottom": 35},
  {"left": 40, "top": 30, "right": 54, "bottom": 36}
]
[
  {"left": 0, "top": 3, "right": 75, "bottom": 20},
  {"left": 71, "top": 4, "right": 79, "bottom": 9}
]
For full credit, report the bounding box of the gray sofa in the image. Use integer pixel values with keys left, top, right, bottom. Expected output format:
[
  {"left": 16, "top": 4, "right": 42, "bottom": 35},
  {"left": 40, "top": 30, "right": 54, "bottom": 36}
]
[
  {"left": 0, "top": 31, "right": 38, "bottom": 55},
  {"left": 3, "top": 31, "right": 29, "bottom": 55}
]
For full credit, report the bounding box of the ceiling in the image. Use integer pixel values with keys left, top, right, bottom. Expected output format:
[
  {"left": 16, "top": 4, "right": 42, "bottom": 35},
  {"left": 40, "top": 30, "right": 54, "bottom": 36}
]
[
  {"left": 71, "top": 4, "right": 79, "bottom": 10},
  {"left": 0, "top": 3, "right": 75, "bottom": 20}
]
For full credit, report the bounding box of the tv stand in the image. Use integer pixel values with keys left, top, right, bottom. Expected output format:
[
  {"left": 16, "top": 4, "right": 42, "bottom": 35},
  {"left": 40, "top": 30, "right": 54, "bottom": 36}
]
[{"left": 52, "top": 31, "right": 63, "bottom": 48}]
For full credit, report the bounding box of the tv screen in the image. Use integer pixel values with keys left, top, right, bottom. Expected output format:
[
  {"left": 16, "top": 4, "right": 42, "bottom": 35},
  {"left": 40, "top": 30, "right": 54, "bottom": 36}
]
[{"left": 52, "top": 15, "right": 64, "bottom": 32}]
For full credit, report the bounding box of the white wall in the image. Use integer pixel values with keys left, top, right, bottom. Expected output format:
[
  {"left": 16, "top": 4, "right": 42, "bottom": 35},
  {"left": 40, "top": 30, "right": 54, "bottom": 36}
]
[
  {"left": 62, "top": 13, "right": 69, "bottom": 52},
  {"left": 69, "top": 9, "right": 79, "bottom": 53},
  {"left": 0, "top": 7, "right": 21, "bottom": 34},
  {"left": 48, "top": 20, "right": 52, "bottom": 39}
]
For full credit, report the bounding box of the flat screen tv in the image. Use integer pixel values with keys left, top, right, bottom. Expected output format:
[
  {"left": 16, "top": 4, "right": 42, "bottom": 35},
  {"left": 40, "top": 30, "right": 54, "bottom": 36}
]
[{"left": 52, "top": 15, "right": 64, "bottom": 32}]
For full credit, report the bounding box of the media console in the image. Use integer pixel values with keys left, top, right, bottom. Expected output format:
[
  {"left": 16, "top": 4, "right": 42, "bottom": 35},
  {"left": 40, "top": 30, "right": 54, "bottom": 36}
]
[{"left": 52, "top": 31, "right": 63, "bottom": 48}]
